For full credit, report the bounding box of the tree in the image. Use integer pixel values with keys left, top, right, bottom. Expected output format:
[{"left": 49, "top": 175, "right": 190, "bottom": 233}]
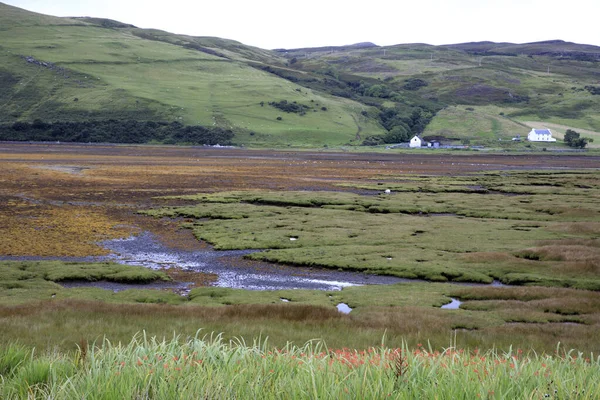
[
  {"left": 384, "top": 125, "right": 411, "bottom": 143},
  {"left": 564, "top": 129, "right": 579, "bottom": 146},
  {"left": 571, "top": 137, "right": 593, "bottom": 149},
  {"left": 564, "top": 129, "right": 593, "bottom": 149}
]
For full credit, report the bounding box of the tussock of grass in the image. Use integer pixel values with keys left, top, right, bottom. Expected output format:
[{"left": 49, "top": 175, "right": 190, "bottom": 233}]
[{"left": 516, "top": 245, "right": 600, "bottom": 262}]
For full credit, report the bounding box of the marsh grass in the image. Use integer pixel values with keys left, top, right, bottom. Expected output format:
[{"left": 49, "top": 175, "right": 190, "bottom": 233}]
[
  {"left": 1, "top": 286, "right": 599, "bottom": 354},
  {"left": 144, "top": 170, "right": 600, "bottom": 290},
  {"left": 0, "top": 344, "right": 29, "bottom": 376},
  {"left": 1, "top": 332, "right": 599, "bottom": 399},
  {"left": 0, "top": 261, "right": 169, "bottom": 285},
  {"left": 0, "top": 202, "right": 136, "bottom": 257}
]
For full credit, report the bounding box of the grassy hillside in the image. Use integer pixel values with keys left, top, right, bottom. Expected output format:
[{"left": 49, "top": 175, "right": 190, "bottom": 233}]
[
  {"left": 1, "top": 2, "right": 599, "bottom": 148},
  {"left": 283, "top": 40, "right": 600, "bottom": 146},
  {"left": 0, "top": 3, "right": 384, "bottom": 147}
]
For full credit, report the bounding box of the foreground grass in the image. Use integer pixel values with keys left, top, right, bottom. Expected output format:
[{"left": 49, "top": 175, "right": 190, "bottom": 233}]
[{"left": 1, "top": 332, "right": 598, "bottom": 399}]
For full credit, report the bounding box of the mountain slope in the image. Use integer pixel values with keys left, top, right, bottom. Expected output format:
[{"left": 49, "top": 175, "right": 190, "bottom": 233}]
[
  {"left": 0, "top": 3, "right": 384, "bottom": 146},
  {"left": 281, "top": 40, "right": 600, "bottom": 146}
]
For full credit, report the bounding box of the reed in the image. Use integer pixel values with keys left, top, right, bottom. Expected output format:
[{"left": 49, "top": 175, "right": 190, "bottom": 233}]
[{"left": 1, "top": 332, "right": 598, "bottom": 399}]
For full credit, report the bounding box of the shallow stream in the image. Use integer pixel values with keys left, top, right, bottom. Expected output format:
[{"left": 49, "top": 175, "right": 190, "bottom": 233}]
[
  {"left": 1, "top": 232, "right": 505, "bottom": 293},
  {"left": 99, "top": 232, "right": 407, "bottom": 291}
]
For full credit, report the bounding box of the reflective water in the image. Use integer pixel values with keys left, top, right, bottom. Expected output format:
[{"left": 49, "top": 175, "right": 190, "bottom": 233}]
[
  {"left": 336, "top": 303, "right": 352, "bottom": 314},
  {"left": 100, "top": 232, "right": 407, "bottom": 291},
  {"left": 441, "top": 298, "right": 462, "bottom": 309},
  {"left": 0, "top": 232, "right": 509, "bottom": 293}
]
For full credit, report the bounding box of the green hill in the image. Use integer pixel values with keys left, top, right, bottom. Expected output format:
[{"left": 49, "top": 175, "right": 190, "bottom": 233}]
[
  {"left": 1, "top": 2, "right": 599, "bottom": 148},
  {"left": 0, "top": 3, "right": 384, "bottom": 147},
  {"left": 280, "top": 40, "right": 600, "bottom": 147}
]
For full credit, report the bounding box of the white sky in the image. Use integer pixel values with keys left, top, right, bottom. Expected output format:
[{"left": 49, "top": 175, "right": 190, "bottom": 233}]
[{"left": 3, "top": 0, "right": 599, "bottom": 49}]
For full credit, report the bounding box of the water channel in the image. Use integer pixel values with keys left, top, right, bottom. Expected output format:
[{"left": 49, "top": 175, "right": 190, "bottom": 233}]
[
  {"left": 99, "top": 232, "right": 408, "bottom": 291},
  {"left": 1, "top": 232, "right": 505, "bottom": 297}
]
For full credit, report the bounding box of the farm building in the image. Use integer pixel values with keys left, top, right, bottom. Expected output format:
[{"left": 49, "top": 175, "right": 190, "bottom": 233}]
[
  {"left": 409, "top": 135, "right": 428, "bottom": 148},
  {"left": 527, "top": 129, "right": 557, "bottom": 142}
]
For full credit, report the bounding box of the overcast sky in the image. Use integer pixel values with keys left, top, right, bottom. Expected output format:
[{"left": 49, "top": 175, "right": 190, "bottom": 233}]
[{"left": 4, "top": 0, "right": 599, "bottom": 49}]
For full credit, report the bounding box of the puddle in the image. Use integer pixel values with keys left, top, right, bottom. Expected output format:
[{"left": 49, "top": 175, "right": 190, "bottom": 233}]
[
  {"left": 336, "top": 303, "right": 352, "bottom": 314},
  {"left": 34, "top": 165, "right": 90, "bottom": 175},
  {"left": 280, "top": 298, "right": 290, "bottom": 302},
  {"left": 441, "top": 298, "right": 462, "bottom": 309}
]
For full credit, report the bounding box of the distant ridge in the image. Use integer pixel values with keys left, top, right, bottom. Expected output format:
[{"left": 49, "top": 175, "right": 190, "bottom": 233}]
[
  {"left": 71, "top": 17, "right": 137, "bottom": 29},
  {"left": 274, "top": 42, "right": 378, "bottom": 53},
  {"left": 443, "top": 40, "right": 600, "bottom": 60}
]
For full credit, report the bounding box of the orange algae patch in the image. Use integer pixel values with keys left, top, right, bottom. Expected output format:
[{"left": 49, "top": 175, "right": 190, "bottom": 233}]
[{"left": 0, "top": 203, "right": 134, "bottom": 257}]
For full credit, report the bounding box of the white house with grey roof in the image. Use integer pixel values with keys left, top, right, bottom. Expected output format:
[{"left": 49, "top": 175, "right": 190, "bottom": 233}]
[
  {"left": 409, "top": 135, "right": 428, "bottom": 148},
  {"left": 527, "top": 129, "right": 556, "bottom": 142}
]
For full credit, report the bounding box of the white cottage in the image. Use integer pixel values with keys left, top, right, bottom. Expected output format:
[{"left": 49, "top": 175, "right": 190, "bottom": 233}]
[
  {"left": 527, "top": 129, "right": 556, "bottom": 142},
  {"left": 409, "top": 135, "right": 425, "bottom": 148}
]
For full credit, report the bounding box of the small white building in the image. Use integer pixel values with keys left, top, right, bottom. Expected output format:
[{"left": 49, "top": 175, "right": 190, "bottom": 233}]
[
  {"left": 409, "top": 135, "right": 426, "bottom": 148},
  {"left": 527, "top": 129, "right": 556, "bottom": 142}
]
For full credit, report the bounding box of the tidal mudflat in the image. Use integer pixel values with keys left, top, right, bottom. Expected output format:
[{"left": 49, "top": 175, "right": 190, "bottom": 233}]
[{"left": 1, "top": 143, "right": 599, "bottom": 353}]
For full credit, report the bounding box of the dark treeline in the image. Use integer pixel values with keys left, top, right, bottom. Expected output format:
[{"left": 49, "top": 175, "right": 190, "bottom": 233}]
[{"left": 0, "top": 120, "right": 235, "bottom": 145}]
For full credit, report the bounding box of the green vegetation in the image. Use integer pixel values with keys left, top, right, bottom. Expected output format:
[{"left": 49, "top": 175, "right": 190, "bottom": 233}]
[
  {"left": 1, "top": 4, "right": 599, "bottom": 148},
  {"left": 564, "top": 129, "right": 594, "bottom": 149},
  {"left": 268, "top": 100, "right": 312, "bottom": 115},
  {"left": 0, "top": 261, "right": 169, "bottom": 289},
  {"left": 283, "top": 42, "right": 600, "bottom": 147},
  {"left": 0, "top": 3, "right": 383, "bottom": 148},
  {"left": 144, "top": 170, "right": 600, "bottom": 290},
  {"left": 0, "top": 120, "right": 234, "bottom": 145},
  {"left": 1, "top": 333, "right": 598, "bottom": 399}
]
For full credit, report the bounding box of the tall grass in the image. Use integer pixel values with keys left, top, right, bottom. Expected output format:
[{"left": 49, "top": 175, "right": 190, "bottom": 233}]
[{"left": 1, "top": 332, "right": 598, "bottom": 399}]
